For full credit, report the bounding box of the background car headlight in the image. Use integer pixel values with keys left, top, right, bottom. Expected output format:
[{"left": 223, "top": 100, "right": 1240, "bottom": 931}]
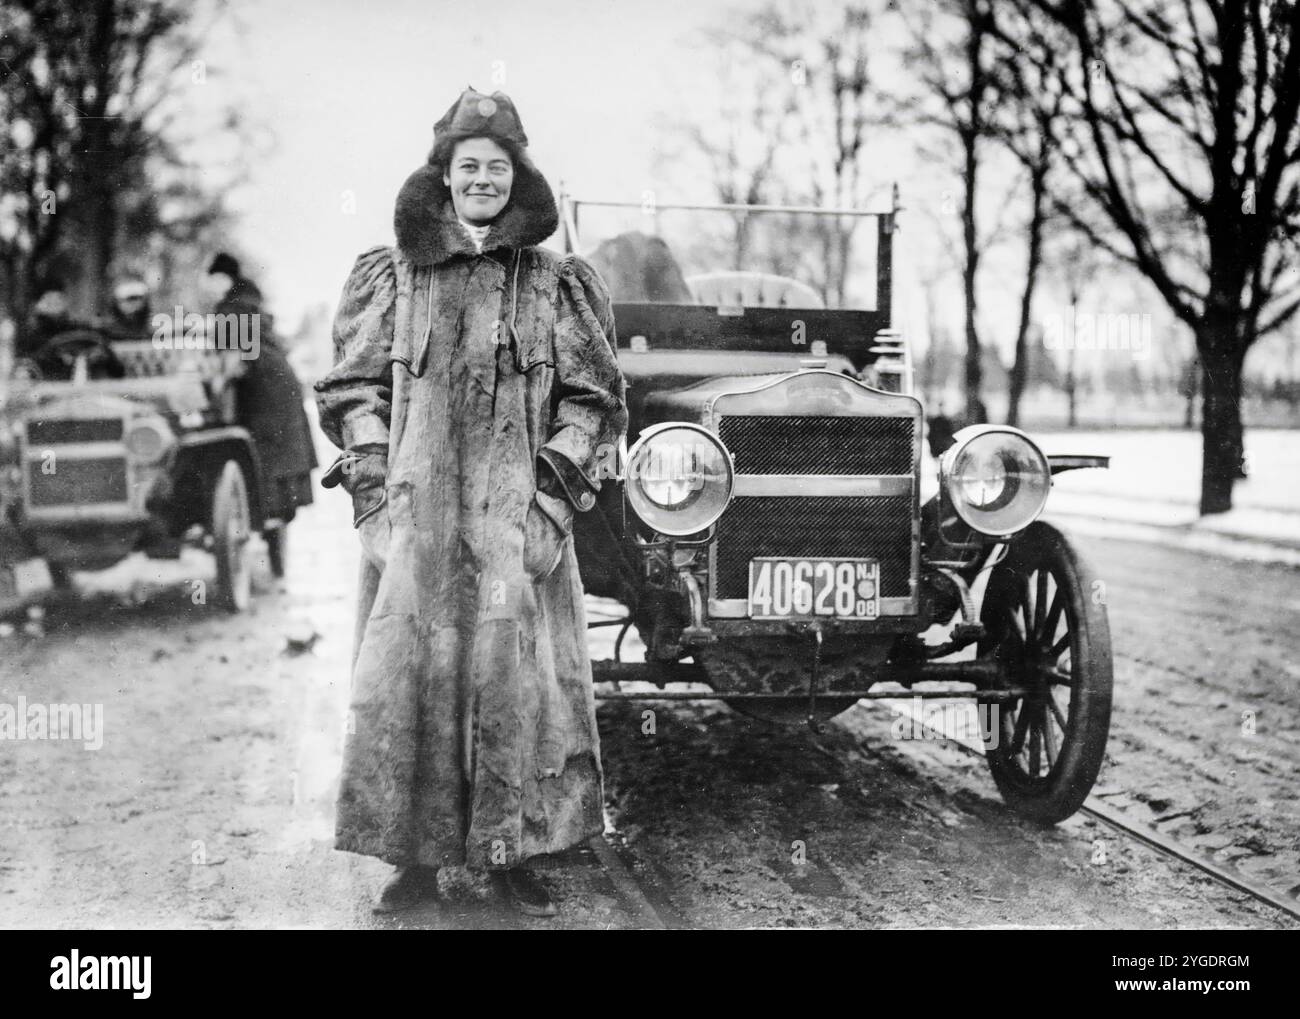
[
  {"left": 625, "top": 423, "right": 733, "bottom": 536},
  {"left": 941, "top": 426, "right": 1050, "bottom": 538},
  {"left": 124, "top": 417, "right": 173, "bottom": 464}
]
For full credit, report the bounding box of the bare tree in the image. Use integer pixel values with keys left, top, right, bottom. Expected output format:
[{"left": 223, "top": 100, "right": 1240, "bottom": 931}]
[
  {"left": 0, "top": 0, "right": 244, "bottom": 322},
  {"left": 986, "top": 7, "right": 1070, "bottom": 427},
  {"left": 676, "top": 31, "right": 793, "bottom": 268},
  {"left": 1052, "top": 233, "right": 1105, "bottom": 427},
  {"left": 678, "top": 2, "right": 884, "bottom": 306},
  {"left": 895, "top": 0, "right": 1001, "bottom": 421},
  {"left": 1005, "top": 0, "right": 1300, "bottom": 513}
]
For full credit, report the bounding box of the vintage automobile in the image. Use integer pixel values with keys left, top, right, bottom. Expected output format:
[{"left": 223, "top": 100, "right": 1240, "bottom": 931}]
[
  {"left": 563, "top": 192, "right": 1114, "bottom": 824},
  {"left": 0, "top": 320, "right": 287, "bottom": 615}
]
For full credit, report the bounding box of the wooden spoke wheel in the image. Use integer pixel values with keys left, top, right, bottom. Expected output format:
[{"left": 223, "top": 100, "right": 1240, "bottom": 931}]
[
  {"left": 210, "top": 460, "right": 253, "bottom": 613},
  {"left": 977, "top": 521, "right": 1113, "bottom": 824}
]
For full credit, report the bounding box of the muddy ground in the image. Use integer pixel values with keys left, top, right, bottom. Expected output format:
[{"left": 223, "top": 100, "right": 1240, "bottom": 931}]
[{"left": 1, "top": 491, "right": 1297, "bottom": 929}]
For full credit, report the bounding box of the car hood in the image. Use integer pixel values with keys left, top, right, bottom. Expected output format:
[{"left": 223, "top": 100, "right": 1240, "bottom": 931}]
[
  {"left": 2, "top": 377, "right": 208, "bottom": 423},
  {"left": 622, "top": 350, "right": 859, "bottom": 432}
]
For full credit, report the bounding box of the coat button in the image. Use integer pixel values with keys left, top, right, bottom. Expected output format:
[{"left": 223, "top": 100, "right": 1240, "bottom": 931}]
[{"left": 578, "top": 492, "right": 595, "bottom": 511}]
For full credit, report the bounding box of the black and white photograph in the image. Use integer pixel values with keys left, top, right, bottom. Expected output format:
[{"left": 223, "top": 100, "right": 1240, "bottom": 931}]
[{"left": 0, "top": 0, "right": 1297, "bottom": 954}]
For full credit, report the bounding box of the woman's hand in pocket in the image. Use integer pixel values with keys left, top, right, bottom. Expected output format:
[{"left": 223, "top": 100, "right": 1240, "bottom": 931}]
[
  {"left": 357, "top": 502, "right": 391, "bottom": 568},
  {"left": 322, "top": 449, "right": 388, "bottom": 525},
  {"left": 524, "top": 490, "right": 573, "bottom": 580}
]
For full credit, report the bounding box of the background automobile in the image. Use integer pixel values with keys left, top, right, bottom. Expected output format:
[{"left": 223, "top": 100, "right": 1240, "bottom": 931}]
[{"left": 0, "top": 323, "right": 286, "bottom": 615}]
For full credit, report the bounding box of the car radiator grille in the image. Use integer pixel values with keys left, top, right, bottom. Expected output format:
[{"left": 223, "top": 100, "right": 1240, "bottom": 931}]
[
  {"left": 713, "top": 414, "right": 916, "bottom": 603},
  {"left": 717, "top": 415, "right": 914, "bottom": 475},
  {"left": 25, "top": 418, "right": 124, "bottom": 444},
  {"left": 27, "top": 459, "right": 129, "bottom": 507},
  {"left": 715, "top": 496, "right": 913, "bottom": 598}
]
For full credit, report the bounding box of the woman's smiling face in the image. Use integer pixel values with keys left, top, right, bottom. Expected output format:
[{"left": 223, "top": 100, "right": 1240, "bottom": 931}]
[{"left": 443, "top": 137, "right": 514, "bottom": 225}]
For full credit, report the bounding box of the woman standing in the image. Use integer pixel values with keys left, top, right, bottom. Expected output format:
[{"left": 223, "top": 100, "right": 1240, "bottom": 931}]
[{"left": 315, "top": 88, "right": 627, "bottom": 917}]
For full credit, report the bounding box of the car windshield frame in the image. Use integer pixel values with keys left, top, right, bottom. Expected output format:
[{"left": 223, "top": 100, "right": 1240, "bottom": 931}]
[{"left": 559, "top": 195, "right": 897, "bottom": 315}]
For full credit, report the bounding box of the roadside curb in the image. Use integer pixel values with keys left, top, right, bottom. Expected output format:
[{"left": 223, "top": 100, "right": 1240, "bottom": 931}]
[{"left": 1046, "top": 512, "right": 1300, "bottom": 569}]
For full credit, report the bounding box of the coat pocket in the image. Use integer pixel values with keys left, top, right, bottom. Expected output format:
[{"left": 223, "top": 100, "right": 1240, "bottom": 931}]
[
  {"left": 385, "top": 480, "right": 415, "bottom": 527},
  {"left": 523, "top": 490, "right": 572, "bottom": 580},
  {"left": 510, "top": 261, "right": 558, "bottom": 372},
  {"left": 322, "top": 451, "right": 388, "bottom": 527},
  {"left": 388, "top": 318, "right": 423, "bottom": 377},
  {"left": 512, "top": 319, "right": 554, "bottom": 373},
  {"left": 357, "top": 501, "right": 391, "bottom": 566},
  {"left": 389, "top": 269, "right": 428, "bottom": 377}
]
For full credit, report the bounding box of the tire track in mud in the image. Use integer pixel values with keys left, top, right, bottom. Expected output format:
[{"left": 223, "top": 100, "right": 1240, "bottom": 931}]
[
  {"left": 869, "top": 692, "right": 1300, "bottom": 924},
  {"left": 1073, "top": 534, "right": 1300, "bottom": 922},
  {"left": 595, "top": 696, "right": 1287, "bottom": 928}
]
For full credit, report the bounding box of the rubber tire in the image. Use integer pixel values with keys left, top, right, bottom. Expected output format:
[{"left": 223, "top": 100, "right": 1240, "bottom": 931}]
[
  {"left": 977, "top": 520, "right": 1113, "bottom": 824},
  {"left": 211, "top": 460, "right": 253, "bottom": 613}
]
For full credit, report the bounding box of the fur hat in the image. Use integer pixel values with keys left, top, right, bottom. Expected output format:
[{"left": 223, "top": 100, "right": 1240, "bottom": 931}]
[
  {"left": 393, "top": 87, "right": 557, "bottom": 265},
  {"left": 433, "top": 86, "right": 529, "bottom": 149}
]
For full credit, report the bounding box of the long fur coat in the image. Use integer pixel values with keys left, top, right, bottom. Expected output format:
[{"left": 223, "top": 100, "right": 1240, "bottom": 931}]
[{"left": 314, "top": 150, "right": 627, "bottom": 870}]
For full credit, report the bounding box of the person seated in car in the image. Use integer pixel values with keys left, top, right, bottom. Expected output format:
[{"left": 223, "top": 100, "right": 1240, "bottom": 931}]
[
  {"left": 18, "top": 277, "right": 123, "bottom": 379},
  {"left": 100, "top": 277, "right": 153, "bottom": 340},
  {"left": 206, "top": 253, "right": 316, "bottom": 522},
  {"left": 20, "top": 277, "right": 77, "bottom": 357}
]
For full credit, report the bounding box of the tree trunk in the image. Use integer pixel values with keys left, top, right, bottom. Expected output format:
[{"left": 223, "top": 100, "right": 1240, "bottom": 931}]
[
  {"left": 84, "top": 190, "right": 117, "bottom": 310},
  {"left": 834, "top": 215, "right": 858, "bottom": 308},
  {"left": 1197, "top": 340, "right": 1245, "bottom": 515},
  {"left": 923, "top": 282, "right": 940, "bottom": 406},
  {"left": 1006, "top": 320, "right": 1029, "bottom": 427},
  {"left": 962, "top": 133, "right": 982, "bottom": 420},
  {"left": 1066, "top": 343, "right": 1078, "bottom": 428},
  {"left": 1007, "top": 168, "right": 1047, "bottom": 428},
  {"left": 80, "top": 0, "right": 119, "bottom": 310},
  {"left": 1183, "top": 356, "right": 1198, "bottom": 429},
  {"left": 0, "top": 257, "right": 17, "bottom": 331},
  {"left": 733, "top": 215, "right": 750, "bottom": 272}
]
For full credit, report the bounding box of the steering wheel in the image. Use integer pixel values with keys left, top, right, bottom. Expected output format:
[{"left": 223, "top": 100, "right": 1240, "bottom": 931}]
[{"left": 35, "top": 329, "right": 126, "bottom": 380}]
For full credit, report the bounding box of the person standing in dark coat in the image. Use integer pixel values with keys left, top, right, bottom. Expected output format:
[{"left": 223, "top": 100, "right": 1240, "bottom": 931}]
[
  {"left": 210, "top": 253, "right": 272, "bottom": 330},
  {"left": 208, "top": 253, "right": 317, "bottom": 521}
]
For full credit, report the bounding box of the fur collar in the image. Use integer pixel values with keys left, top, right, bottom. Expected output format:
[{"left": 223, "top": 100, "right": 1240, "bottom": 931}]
[{"left": 393, "top": 153, "right": 558, "bottom": 265}]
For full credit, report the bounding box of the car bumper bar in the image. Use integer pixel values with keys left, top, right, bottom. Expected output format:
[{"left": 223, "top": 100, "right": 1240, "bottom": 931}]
[{"left": 591, "top": 659, "right": 1014, "bottom": 696}]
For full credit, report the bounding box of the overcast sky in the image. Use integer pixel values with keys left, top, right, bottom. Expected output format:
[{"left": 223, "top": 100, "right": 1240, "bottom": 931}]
[
  {"left": 199, "top": 0, "right": 1266, "bottom": 379},
  {"left": 216, "top": 0, "right": 736, "bottom": 322}
]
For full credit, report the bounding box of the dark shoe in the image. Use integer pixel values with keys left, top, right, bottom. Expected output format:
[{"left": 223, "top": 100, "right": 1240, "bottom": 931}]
[
  {"left": 495, "top": 868, "right": 558, "bottom": 918},
  {"left": 373, "top": 865, "right": 438, "bottom": 914}
]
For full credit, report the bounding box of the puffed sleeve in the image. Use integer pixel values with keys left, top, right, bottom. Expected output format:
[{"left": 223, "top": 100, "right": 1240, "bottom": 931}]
[
  {"left": 313, "top": 245, "right": 396, "bottom": 453},
  {"left": 538, "top": 254, "right": 628, "bottom": 511}
]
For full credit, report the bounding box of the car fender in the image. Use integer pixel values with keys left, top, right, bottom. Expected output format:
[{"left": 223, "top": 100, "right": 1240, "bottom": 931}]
[{"left": 173, "top": 427, "right": 265, "bottom": 529}]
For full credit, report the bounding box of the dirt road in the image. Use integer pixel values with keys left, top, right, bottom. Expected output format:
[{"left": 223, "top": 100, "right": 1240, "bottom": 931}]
[{"left": 1, "top": 491, "right": 1296, "bottom": 928}]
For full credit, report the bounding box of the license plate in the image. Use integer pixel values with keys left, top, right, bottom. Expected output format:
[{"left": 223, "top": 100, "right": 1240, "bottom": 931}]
[{"left": 748, "top": 557, "right": 880, "bottom": 619}]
